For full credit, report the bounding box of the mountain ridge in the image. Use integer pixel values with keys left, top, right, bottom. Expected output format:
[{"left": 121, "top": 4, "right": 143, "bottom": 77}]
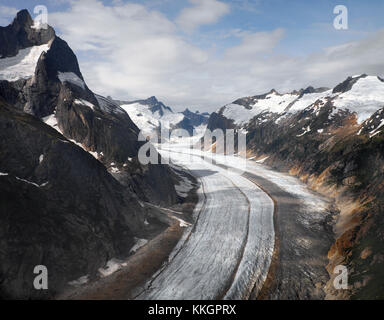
[
  {"left": 117, "top": 95, "right": 209, "bottom": 138},
  {"left": 204, "top": 73, "right": 384, "bottom": 299}
]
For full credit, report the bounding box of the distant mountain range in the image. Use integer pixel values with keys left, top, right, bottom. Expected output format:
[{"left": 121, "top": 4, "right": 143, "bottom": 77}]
[
  {"left": 114, "top": 96, "right": 209, "bottom": 139},
  {"left": 204, "top": 74, "right": 384, "bottom": 299}
]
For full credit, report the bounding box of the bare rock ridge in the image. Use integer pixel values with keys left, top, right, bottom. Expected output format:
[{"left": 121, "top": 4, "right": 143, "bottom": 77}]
[
  {"left": 0, "top": 10, "right": 178, "bottom": 299},
  {"left": 0, "top": 9, "right": 55, "bottom": 58}
]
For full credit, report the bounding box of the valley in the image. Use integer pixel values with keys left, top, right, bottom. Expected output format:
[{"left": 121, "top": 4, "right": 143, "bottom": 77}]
[{"left": 1, "top": 8, "right": 384, "bottom": 301}]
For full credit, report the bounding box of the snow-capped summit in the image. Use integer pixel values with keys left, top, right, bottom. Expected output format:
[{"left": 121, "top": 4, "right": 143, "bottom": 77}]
[
  {"left": 211, "top": 74, "right": 384, "bottom": 129},
  {"left": 142, "top": 96, "right": 173, "bottom": 116},
  {"left": 331, "top": 75, "right": 384, "bottom": 123},
  {"left": 118, "top": 97, "right": 208, "bottom": 139},
  {"left": 0, "top": 9, "right": 55, "bottom": 82},
  {"left": 0, "top": 9, "right": 55, "bottom": 59}
]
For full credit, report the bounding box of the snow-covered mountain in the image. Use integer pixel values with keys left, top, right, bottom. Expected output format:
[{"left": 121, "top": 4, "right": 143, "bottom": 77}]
[
  {"left": 0, "top": 10, "right": 178, "bottom": 299},
  {"left": 117, "top": 96, "right": 209, "bottom": 139},
  {"left": 205, "top": 74, "right": 384, "bottom": 299},
  {"left": 213, "top": 74, "right": 384, "bottom": 130}
]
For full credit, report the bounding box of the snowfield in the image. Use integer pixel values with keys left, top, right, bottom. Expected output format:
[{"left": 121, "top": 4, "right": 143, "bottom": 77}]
[
  {"left": 120, "top": 102, "right": 188, "bottom": 139},
  {"left": 120, "top": 102, "right": 161, "bottom": 138},
  {"left": 0, "top": 44, "right": 50, "bottom": 81},
  {"left": 332, "top": 76, "right": 384, "bottom": 123}
]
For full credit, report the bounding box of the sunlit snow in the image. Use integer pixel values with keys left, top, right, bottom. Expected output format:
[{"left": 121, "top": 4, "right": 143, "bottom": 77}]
[
  {"left": 0, "top": 44, "right": 50, "bottom": 81},
  {"left": 333, "top": 76, "right": 384, "bottom": 123},
  {"left": 58, "top": 72, "right": 85, "bottom": 90}
]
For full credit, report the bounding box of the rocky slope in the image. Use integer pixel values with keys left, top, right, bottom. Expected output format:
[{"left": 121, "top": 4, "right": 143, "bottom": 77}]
[
  {"left": 205, "top": 74, "right": 384, "bottom": 299},
  {"left": 117, "top": 96, "right": 209, "bottom": 139},
  {"left": 0, "top": 10, "right": 179, "bottom": 299}
]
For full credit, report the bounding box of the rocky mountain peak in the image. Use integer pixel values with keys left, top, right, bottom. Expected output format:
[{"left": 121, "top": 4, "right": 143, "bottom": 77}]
[
  {"left": 13, "top": 9, "right": 33, "bottom": 27},
  {"left": 0, "top": 9, "right": 55, "bottom": 58},
  {"left": 332, "top": 74, "right": 368, "bottom": 94},
  {"left": 143, "top": 97, "right": 173, "bottom": 115},
  {"left": 302, "top": 86, "right": 316, "bottom": 94},
  {"left": 147, "top": 96, "right": 159, "bottom": 104}
]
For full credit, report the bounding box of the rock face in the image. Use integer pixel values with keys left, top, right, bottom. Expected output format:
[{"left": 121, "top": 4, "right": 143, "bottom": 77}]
[
  {"left": 0, "top": 9, "right": 177, "bottom": 207},
  {"left": 205, "top": 75, "right": 384, "bottom": 299},
  {"left": 0, "top": 10, "right": 178, "bottom": 299},
  {"left": 182, "top": 108, "right": 209, "bottom": 128},
  {"left": 0, "top": 101, "right": 145, "bottom": 299},
  {"left": 0, "top": 9, "right": 55, "bottom": 58}
]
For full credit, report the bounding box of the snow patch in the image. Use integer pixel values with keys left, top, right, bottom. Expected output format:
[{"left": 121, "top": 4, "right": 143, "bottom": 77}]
[
  {"left": 68, "top": 275, "right": 89, "bottom": 287},
  {"left": 255, "top": 156, "right": 269, "bottom": 163},
  {"left": 98, "top": 259, "right": 128, "bottom": 278},
  {"left": 58, "top": 72, "right": 85, "bottom": 90},
  {"left": 369, "top": 119, "right": 384, "bottom": 138},
  {"left": 42, "top": 113, "right": 63, "bottom": 135},
  {"left": 332, "top": 76, "right": 384, "bottom": 123},
  {"left": 15, "top": 176, "right": 47, "bottom": 188},
  {"left": 120, "top": 102, "right": 186, "bottom": 139},
  {"left": 95, "top": 94, "right": 126, "bottom": 115},
  {"left": 297, "top": 126, "right": 311, "bottom": 137},
  {"left": 110, "top": 167, "right": 120, "bottom": 173},
  {"left": 175, "top": 175, "right": 194, "bottom": 198},
  {"left": 68, "top": 138, "right": 99, "bottom": 160},
  {"left": 222, "top": 92, "right": 298, "bottom": 127},
  {"left": 74, "top": 99, "right": 95, "bottom": 110},
  {"left": 0, "top": 44, "right": 50, "bottom": 81},
  {"left": 177, "top": 218, "right": 190, "bottom": 228},
  {"left": 288, "top": 90, "right": 333, "bottom": 114},
  {"left": 130, "top": 238, "right": 148, "bottom": 253}
]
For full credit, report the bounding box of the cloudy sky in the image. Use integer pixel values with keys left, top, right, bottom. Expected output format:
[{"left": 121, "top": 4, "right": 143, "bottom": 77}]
[{"left": 1, "top": 0, "right": 384, "bottom": 112}]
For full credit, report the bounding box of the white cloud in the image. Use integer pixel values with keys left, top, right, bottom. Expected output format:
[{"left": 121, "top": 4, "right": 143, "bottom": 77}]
[
  {"left": 230, "top": 0, "right": 261, "bottom": 13},
  {"left": 0, "top": 5, "right": 18, "bottom": 26},
  {"left": 176, "top": 0, "right": 230, "bottom": 32},
  {"left": 49, "top": 0, "right": 384, "bottom": 113},
  {"left": 225, "top": 29, "right": 284, "bottom": 58}
]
